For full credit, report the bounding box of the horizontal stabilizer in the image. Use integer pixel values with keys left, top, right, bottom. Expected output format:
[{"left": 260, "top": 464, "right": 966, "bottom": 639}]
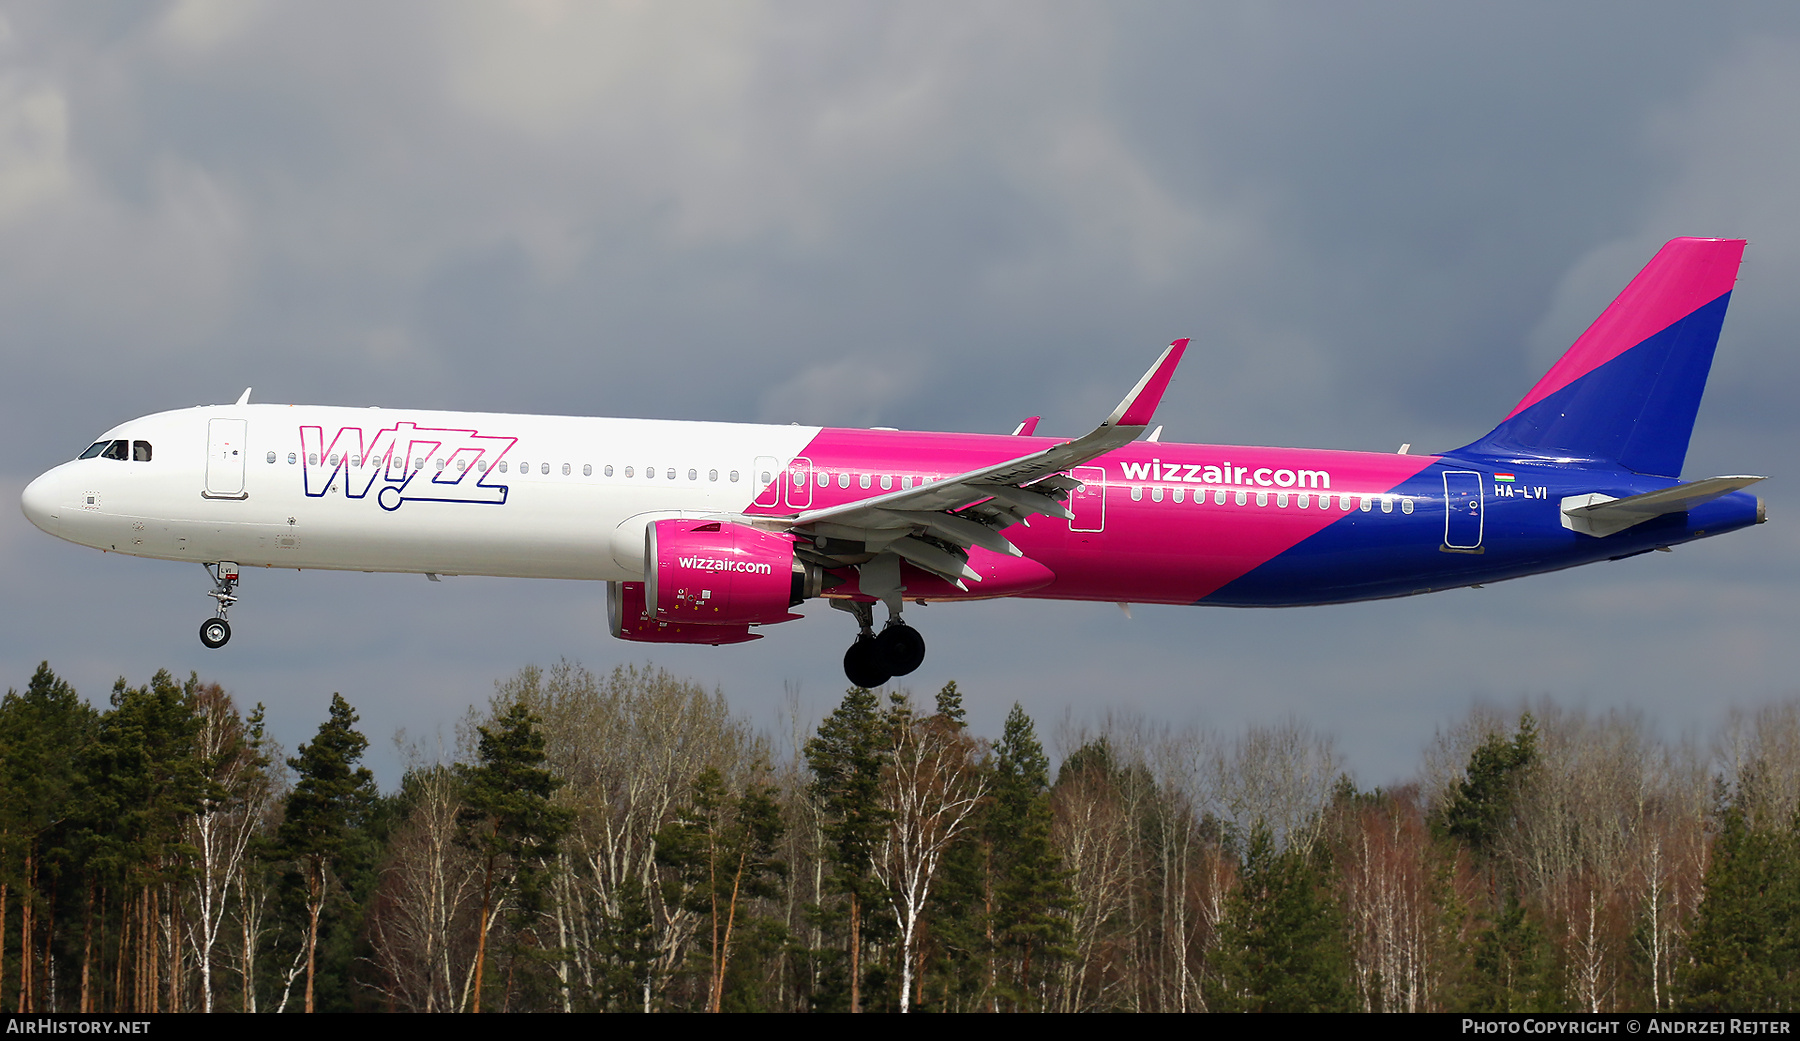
[{"left": 1561, "top": 475, "right": 1764, "bottom": 538}]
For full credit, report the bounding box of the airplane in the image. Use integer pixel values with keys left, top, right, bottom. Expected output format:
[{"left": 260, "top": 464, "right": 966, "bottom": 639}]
[{"left": 20, "top": 237, "right": 1766, "bottom": 688}]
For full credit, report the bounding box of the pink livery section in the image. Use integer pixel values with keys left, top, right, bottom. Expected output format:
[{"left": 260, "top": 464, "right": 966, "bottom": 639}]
[{"left": 751, "top": 427, "right": 1443, "bottom": 606}]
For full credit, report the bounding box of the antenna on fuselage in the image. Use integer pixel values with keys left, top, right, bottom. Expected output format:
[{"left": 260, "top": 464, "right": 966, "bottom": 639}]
[{"left": 234, "top": 388, "right": 252, "bottom": 406}]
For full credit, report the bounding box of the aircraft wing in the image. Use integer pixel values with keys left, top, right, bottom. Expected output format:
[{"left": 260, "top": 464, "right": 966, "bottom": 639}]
[
  {"left": 771, "top": 339, "right": 1187, "bottom": 585},
  {"left": 1561, "top": 475, "right": 1765, "bottom": 538}
]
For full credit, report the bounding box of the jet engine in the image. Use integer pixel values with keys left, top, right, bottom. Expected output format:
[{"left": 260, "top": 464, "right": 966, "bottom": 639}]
[
  {"left": 643, "top": 518, "right": 822, "bottom": 626},
  {"left": 607, "top": 580, "right": 760, "bottom": 645}
]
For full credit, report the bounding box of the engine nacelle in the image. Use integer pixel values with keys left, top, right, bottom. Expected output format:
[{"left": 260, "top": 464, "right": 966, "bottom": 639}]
[
  {"left": 645, "top": 519, "right": 820, "bottom": 625},
  {"left": 607, "top": 581, "right": 760, "bottom": 645}
]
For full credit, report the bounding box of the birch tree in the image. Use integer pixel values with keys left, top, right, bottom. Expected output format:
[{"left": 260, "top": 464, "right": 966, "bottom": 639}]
[{"left": 873, "top": 692, "right": 987, "bottom": 1013}]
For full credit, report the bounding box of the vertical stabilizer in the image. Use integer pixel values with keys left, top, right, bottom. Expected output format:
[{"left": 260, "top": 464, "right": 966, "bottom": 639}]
[{"left": 1459, "top": 237, "right": 1745, "bottom": 477}]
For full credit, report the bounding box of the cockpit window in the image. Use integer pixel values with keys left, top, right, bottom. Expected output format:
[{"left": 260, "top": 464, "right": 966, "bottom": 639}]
[{"left": 80, "top": 438, "right": 152, "bottom": 461}]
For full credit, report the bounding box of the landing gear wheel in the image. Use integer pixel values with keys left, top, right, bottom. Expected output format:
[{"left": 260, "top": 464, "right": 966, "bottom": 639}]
[
  {"left": 844, "top": 634, "right": 892, "bottom": 688},
  {"left": 199, "top": 618, "right": 231, "bottom": 649},
  {"left": 877, "top": 623, "right": 926, "bottom": 677}
]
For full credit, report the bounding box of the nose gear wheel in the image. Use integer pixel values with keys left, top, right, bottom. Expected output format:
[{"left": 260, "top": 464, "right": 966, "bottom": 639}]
[
  {"left": 200, "top": 618, "right": 231, "bottom": 649},
  {"left": 199, "top": 562, "right": 240, "bottom": 649}
]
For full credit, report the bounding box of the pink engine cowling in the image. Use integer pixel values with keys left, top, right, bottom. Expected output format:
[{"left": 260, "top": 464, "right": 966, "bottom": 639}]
[
  {"left": 607, "top": 580, "right": 760, "bottom": 645},
  {"left": 645, "top": 519, "right": 813, "bottom": 626}
]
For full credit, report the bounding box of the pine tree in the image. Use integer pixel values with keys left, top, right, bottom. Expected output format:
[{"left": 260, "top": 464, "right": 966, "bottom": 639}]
[
  {"left": 457, "top": 699, "right": 570, "bottom": 1013},
  {"left": 1439, "top": 714, "right": 1538, "bottom": 861},
  {"left": 277, "top": 693, "right": 377, "bottom": 1014},
  {"left": 805, "top": 687, "right": 890, "bottom": 1012},
  {"left": 81, "top": 670, "right": 205, "bottom": 1012},
  {"left": 1678, "top": 796, "right": 1800, "bottom": 1011},
  {"left": 655, "top": 766, "right": 786, "bottom": 1011},
  {"left": 986, "top": 703, "right": 1071, "bottom": 1009},
  {"left": 1206, "top": 824, "right": 1356, "bottom": 1012},
  {"left": 933, "top": 681, "right": 966, "bottom": 730},
  {"left": 1464, "top": 886, "right": 1562, "bottom": 1012},
  {"left": 0, "top": 664, "right": 98, "bottom": 1012}
]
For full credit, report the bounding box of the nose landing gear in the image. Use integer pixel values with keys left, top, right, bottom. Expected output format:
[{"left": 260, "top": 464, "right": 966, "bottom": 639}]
[
  {"left": 833, "top": 599, "right": 928, "bottom": 688},
  {"left": 200, "top": 561, "right": 239, "bottom": 649}
]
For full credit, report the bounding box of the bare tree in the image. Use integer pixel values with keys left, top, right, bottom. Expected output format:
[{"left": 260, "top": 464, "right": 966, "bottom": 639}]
[
  {"left": 180, "top": 688, "right": 274, "bottom": 1014},
  {"left": 872, "top": 695, "right": 988, "bottom": 1013},
  {"left": 500, "top": 661, "right": 756, "bottom": 1011},
  {"left": 1339, "top": 787, "right": 1438, "bottom": 1012},
  {"left": 1208, "top": 717, "right": 1342, "bottom": 857},
  {"left": 367, "top": 752, "right": 483, "bottom": 1012}
]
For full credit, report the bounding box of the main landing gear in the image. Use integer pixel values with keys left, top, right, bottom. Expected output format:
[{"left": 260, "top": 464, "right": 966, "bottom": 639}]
[
  {"left": 199, "top": 561, "right": 239, "bottom": 649},
  {"left": 834, "top": 599, "right": 927, "bottom": 688}
]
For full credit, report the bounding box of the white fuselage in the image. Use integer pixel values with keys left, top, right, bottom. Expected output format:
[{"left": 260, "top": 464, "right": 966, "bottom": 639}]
[{"left": 22, "top": 403, "right": 819, "bottom": 581}]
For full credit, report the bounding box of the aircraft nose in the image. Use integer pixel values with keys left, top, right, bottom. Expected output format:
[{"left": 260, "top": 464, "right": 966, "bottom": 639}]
[{"left": 20, "top": 469, "right": 64, "bottom": 534}]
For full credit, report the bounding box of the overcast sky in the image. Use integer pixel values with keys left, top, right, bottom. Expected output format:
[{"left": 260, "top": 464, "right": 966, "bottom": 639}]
[{"left": 4, "top": 1, "right": 1798, "bottom": 786}]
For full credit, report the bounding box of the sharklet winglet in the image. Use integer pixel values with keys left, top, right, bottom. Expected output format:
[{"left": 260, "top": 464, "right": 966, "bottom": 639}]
[{"left": 1106, "top": 338, "right": 1188, "bottom": 429}]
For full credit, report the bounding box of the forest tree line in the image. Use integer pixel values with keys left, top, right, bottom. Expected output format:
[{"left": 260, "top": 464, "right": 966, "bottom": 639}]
[{"left": 2, "top": 658, "right": 1800, "bottom": 1012}]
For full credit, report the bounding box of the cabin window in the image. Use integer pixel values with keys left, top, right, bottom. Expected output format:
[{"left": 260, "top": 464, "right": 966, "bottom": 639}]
[
  {"left": 1297, "top": 494, "right": 1309, "bottom": 509},
  {"left": 759, "top": 470, "right": 770, "bottom": 485},
  {"left": 583, "top": 464, "right": 592, "bottom": 476},
  {"left": 328, "top": 454, "right": 339, "bottom": 467},
  {"left": 688, "top": 469, "right": 697, "bottom": 481},
  {"left": 709, "top": 469, "right": 718, "bottom": 482},
  {"left": 645, "top": 465, "right": 655, "bottom": 478},
  {"left": 434, "top": 458, "right": 444, "bottom": 471},
  {"left": 604, "top": 465, "right": 613, "bottom": 476},
  {"left": 500, "top": 461, "right": 510, "bottom": 473},
  {"left": 1276, "top": 493, "right": 1288, "bottom": 508},
  {"left": 1339, "top": 496, "right": 1352, "bottom": 511},
  {"left": 818, "top": 472, "right": 829, "bottom": 487},
  {"left": 1150, "top": 486, "right": 1163, "bottom": 503},
  {"left": 859, "top": 473, "right": 872, "bottom": 489},
  {"left": 266, "top": 452, "right": 277, "bottom": 464},
  {"left": 560, "top": 463, "right": 569, "bottom": 475},
  {"left": 133, "top": 441, "right": 152, "bottom": 462},
  {"left": 1214, "top": 489, "right": 1226, "bottom": 505},
  {"left": 1235, "top": 490, "right": 1247, "bottom": 506},
  {"left": 1380, "top": 496, "right": 1394, "bottom": 514},
  {"left": 1130, "top": 486, "right": 1143, "bottom": 501},
  {"left": 1172, "top": 487, "right": 1184, "bottom": 503},
  {"left": 1256, "top": 491, "right": 1269, "bottom": 507},
  {"left": 624, "top": 466, "right": 634, "bottom": 477},
  {"left": 308, "top": 453, "right": 319, "bottom": 466},
  {"left": 542, "top": 463, "right": 551, "bottom": 475},
  {"left": 288, "top": 452, "right": 297, "bottom": 465},
  {"left": 731, "top": 470, "right": 741, "bottom": 482},
  {"left": 838, "top": 473, "right": 851, "bottom": 488},
  {"left": 881, "top": 475, "right": 893, "bottom": 491},
  {"left": 1359, "top": 496, "right": 1371, "bottom": 512},
  {"left": 1401, "top": 497, "right": 1414, "bottom": 514},
  {"left": 478, "top": 460, "right": 488, "bottom": 472}
]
